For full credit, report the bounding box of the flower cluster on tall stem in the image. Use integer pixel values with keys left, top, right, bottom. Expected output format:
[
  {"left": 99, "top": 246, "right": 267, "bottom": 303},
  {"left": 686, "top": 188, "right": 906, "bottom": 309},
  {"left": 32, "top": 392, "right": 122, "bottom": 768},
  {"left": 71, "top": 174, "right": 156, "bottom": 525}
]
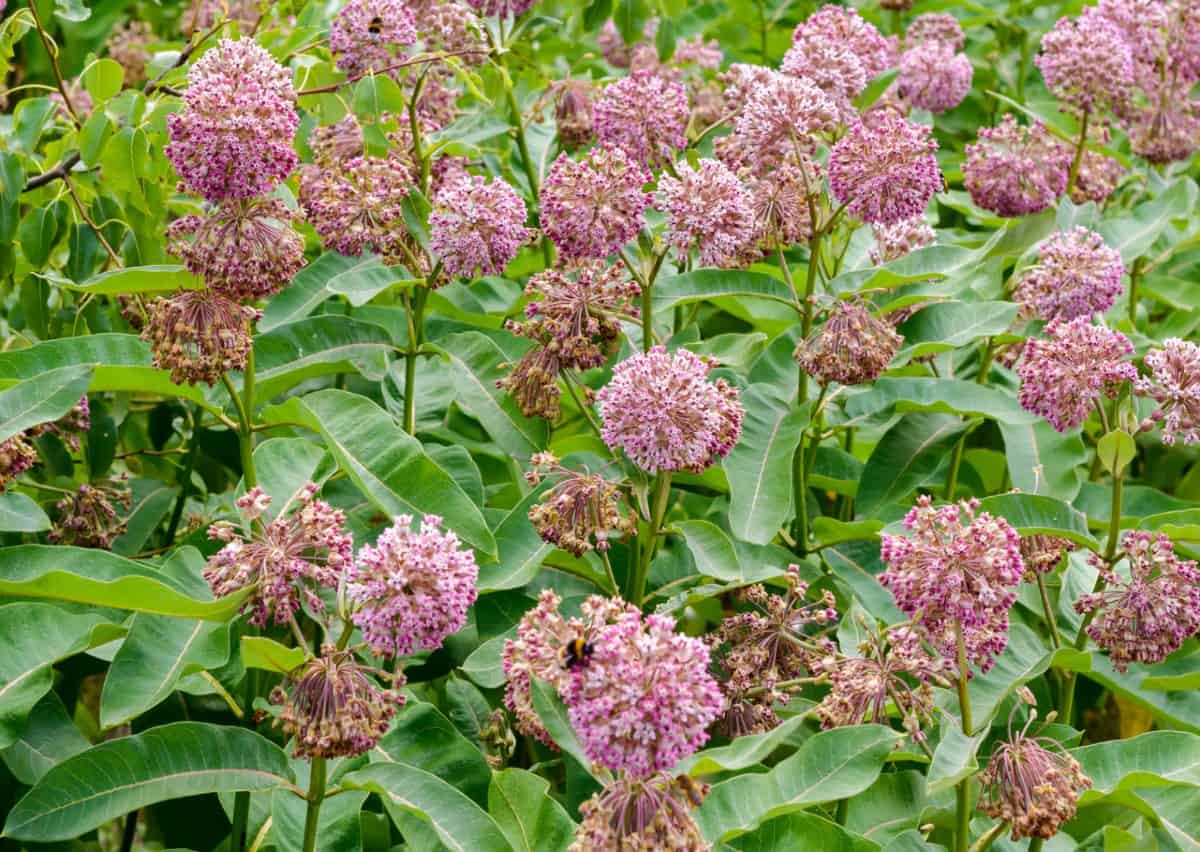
[{"left": 525, "top": 453, "right": 635, "bottom": 557}]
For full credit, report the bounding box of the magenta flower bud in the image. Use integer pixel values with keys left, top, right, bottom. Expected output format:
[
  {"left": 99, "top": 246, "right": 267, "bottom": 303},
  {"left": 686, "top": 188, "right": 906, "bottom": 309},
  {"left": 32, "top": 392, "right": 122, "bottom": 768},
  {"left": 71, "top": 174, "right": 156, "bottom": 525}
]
[
  {"left": 300, "top": 155, "right": 415, "bottom": 262},
  {"left": 870, "top": 216, "right": 936, "bottom": 265},
  {"left": 429, "top": 175, "right": 530, "bottom": 279},
  {"left": 906, "top": 12, "right": 966, "bottom": 50}
]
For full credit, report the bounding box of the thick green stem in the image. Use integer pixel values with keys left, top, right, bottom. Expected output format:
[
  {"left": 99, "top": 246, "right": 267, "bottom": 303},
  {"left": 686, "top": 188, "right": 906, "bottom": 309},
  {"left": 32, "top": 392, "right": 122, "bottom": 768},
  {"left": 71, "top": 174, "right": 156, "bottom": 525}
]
[
  {"left": 1028, "top": 839, "right": 1044, "bottom": 852},
  {"left": 230, "top": 666, "right": 258, "bottom": 851},
  {"left": 630, "top": 473, "right": 671, "bottom": 606},
  {"left": 945, "top": 437, "right": 966, "bottom": 500},
  {"left": 403, "top": 286, "right": 429, "bottom": 435},
  {"left": 300, "top": 757, "right": 328, "bottom": 852},
  {"left": 225, "top": 350, "right": 258, "bottom": 490},
  {"left": 954, "top": 621, "right": 974, "bottom": 852},
  {"left": 1037, "top": 571, "right": 1062, "bottom": 649},
  {"left": 971, "top": 821, "right": 1008, "bottom": 852},
  {"left": 163, "top": 405, "right": 201, "bottom": 546},
  {"left": 1065, "top": 110, "right": 1091, "bottom": 197},
  {"left": 641, "top": 283, "right": 653, "bottom": 353},
  {"left": 1128, "top": 257, "right": 1143, "bottom": 325},
  {"left": 955, "top": 779, "right": 972, "bottom": 852}
]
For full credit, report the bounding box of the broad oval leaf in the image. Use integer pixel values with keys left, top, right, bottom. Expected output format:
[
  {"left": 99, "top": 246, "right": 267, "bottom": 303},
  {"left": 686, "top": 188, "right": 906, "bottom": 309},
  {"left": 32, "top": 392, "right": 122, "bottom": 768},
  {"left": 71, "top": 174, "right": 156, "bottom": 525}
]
[
  {"left": 0, "top": 365, "right": 94, "bottom": 444},
  {"left": 488, "top": 769, "right": 575, "bottom": 852}
]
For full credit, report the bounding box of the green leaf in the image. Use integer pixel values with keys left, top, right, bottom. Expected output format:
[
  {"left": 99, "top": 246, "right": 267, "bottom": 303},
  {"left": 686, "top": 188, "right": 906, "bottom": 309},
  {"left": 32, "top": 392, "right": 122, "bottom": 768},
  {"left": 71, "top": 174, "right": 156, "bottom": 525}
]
[
  {"left": 975, "top": 493, "right": 1099, "bottom": 549},
  {"left": 488, "top": 769, "right": 575, "bottom": 852},
  {"left": 727, "top": 812, "right": 880, "bottom": 852},
  {"left": 653, "top": 269, "right": 800, "bottom": 313},
  {"left": 250, "top": 316, "right": 394, "bottom": 403},
  {"left": 530, "top": 679, "right": 593, "bottom": 773},
  {"left": 428, "top": 333, "right": 549, "bottom": 458},
  {"left": 19, "top": 202, "right": 64, "bottom": 268},
  {"left": 0, "top": 491, "right": 51, "bottom": 532},
  {"left": 675, "top": 520, "right": 782, "bottom": 585},
  {"left": 0, "top": 545, "right": 250, "bottom": 619},
  {"left": 1132, "top": 786, "right": 1200, "bottom": 848},
  {"left": 844, "top": 378, "right": 1034, "bottom": 426},
  {"left": 829, "top": 244, "right": 985, "bottom": 296},
  {"left": 260, "top": 251, "right": 362, "bottom": 332},
  {"left": 240, "top": 636, "right": 307, "bottom": 674},
  {"left": 0, "top": 603, "right": 124, "bottom": 749},
  {"left": 964, "top": 622, "right": 1087, "bottom": 729},
  {"left": 812, "top": 518, "right": 884, "bottom": 548},
  {"left": 479, "top": 487, "right": 553, "bottom": 592},
  {"left": 3, "top": 722, "right": 296, "bottom": 841},
  {"left": 343, "top": 763, "right": 513, "bottom": 852},
  {"left": 678, "top": 713, "right": 810, "bottom": 777},
  {"left": 998, "top": 419, "right": 1087, "bottom": 502},
  {"left": 373, "top": 702, "right": 492, "bottom": 806},
  {"left": 53, "top": 0, "right": 91, "bottom": 22},
  {"left": 925, "top": 726, "right": 985, "bottom": 795},
  {"left": 896, "top": 302, "right": 1019, "bottom": 359},
  {"left": 1074, "top": 731, "right": 1200, "bottom": 802},
  {"left": 326, "top": 255, "right": 416, "bottom": 306},
  {"left": 82, "top": 58, "right": 124, "bottom": 102},
  {"left": 695, "top": 725, "right": 903, "bottom": 841},
  {"left": 0, "top": 365, "right": 92, "bottom": 445},
  {"left": 263, "top": 390, "right": 495, "bottom": 556},
  {"left": 1098, "top": 178, "right": 1197, "bottom": 264},
  {"left": 271, "top": 787, "right": 368, "bottom": 852},
  {"left": 844, "top": 771, "right": 927, "bottom": 845},
  {"left": 725, "top": 386, "right": 809, "bottom": 545},
  {"left": 0, "top": 693, "right": 90, "bottom": 785},
  {"left": 61, "top": 264, "right": 202, "bottom": 295},
  {"left": 1097, "top": 430, "right": 1137, "bottom": 477},
  {"left": 856, "top": 413, "right": 975, "bottom": 518},
  {"left": 98, "top": 615, "right": 232, "bottom": 729},
  {"left": 855, "top": 68, "right": 900, "bottom": 111}
]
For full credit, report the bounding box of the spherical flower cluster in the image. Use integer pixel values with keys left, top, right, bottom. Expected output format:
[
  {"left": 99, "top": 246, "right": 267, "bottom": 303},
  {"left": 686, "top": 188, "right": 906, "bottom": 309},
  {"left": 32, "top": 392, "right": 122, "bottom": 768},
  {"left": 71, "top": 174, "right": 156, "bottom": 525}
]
[
  {"left": 781, "top": 39, "right": 869, "bottom": 116},
  {"left": 656, "top": 158, "right": 753, "bottom": 268},
  {"left": 419, "top": 0, "right": 485, "bottom": 59},
  {"left": 562, "top": 607, "right": 724, "bottom": 778},
  {"left": 597, "top": 346, "right": 743, "bottom": 474},
  {"left": 1128, "top": 100, "right": 1200, "bottom": 163},
  {"left": 308, "top": 116, "right": 365, "bottom": 166},
  {"left": 570, "top": 773, "right": 708, "bottom": 852},
  {"left": 593, "top": 71, "right": 689, "bottom": 167},
  {"left": 1017, "top": 319, "right": 1136, "bottom": 432},
  {"left": 541, "top": 147, "right": 652, "bottom": 262},
  {"left": 329, "top": 0, "right": 417, "bottom": 76},
  {"left": 717, "top": 63, "right": 776, "bottom": 118},
  {"left": 347, "top": 514, "right": 478, "bottom": 658},
  {"left": 502, "top": 591, "right": 637, "bottom": 747},
  {"left": 203, "top": 484, "right": 353, "bottom": 627},
  {"left": 0, "top": 436, "right": 37, "bottom": 491},
  {"left": 963, "top": 116, "right": 1070, "bottom": 217},
  {"left": 796, "top": 300, "right": 904, "bottom": 386},
  {"left": 30, "top": 396, "right": 91, "bottom": 452},
  {"left": 829, "top": 113, "right": 943, "bottom": 226},
  {"left": 554, "top": 81, "right": 596, "bottom": 148},
  {"left": 898, "top": 41, "right": 973, "bottom": 113},
  {"left": 300, "top": 155, "right": 414, "bottom": 260},
  {"left": 744, "top": 162, "right": 816, "bottom": 252},
  {"left": 107, "top": 21, "right": 153, "bottom": 86},
  {"left": 464, "top": 0, "right": 537, "bottom": 17},
  {"left": 1021, "top": 535, "right": 1076, "bottom": 579},
  {"left": 673, "top": 34, "right": 722, "bottom": 69},
  {"left": 271, "top": 645, "right": 405, "bottom": 758},
  {"left": 1137, "top": 338, "right": 1200, "bottom": 445},
  {"left": 1070, "top": 127, "right": 1127, "bottom": 204},
  {"left": 167, "top": 197, "right": 306, "bottom": 302},
  {"left": 181, "top": 0, "right": 258, "bottom": 35},
  {"left": 48, "top": 480, "right": 132, "bottom": 550},
  {"left": 143, "top": 289, "right": 259, "bottom": 386},
  {"left": 732, "top": 71, "right": 839, "bottom": 170},
  {"left": 906, "top": 12, "right": 966, "bottom": 50},
  {"left": 980, "top": 713, "right": 1093, "bottom": 840},
  {"left": 429, "top": 175, "right": 530, "bottom": 278},
  {"left": 870, "top": 216, "right": 936, "bottom": 265},
  {"left": 786, "top": 5, "right": 894, "bottom": 102},
  {"left": 165, "top": 39, "right": 300, "bottom": 202},
  {"left": 880, "top": 496, "right": 1024, "bottom": 673},
  {"left": 1013, "top": 228, "right": 1124, "bottom": 322},
  {"left": 1075, "top": 531, "right": 1200, "bottom": 671},
  {"left": 526, "top": 453, "right": 635, "bottom": 556},
  {"left": 1035, "top": 8, "right": 1134, "bottom": 114}
]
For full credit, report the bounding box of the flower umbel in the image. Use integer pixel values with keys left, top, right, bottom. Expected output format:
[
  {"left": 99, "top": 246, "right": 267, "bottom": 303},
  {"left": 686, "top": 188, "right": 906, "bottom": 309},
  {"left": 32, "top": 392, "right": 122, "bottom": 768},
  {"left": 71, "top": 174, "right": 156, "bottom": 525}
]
[
  {"left": 829, "top": 112, "right": 943, "bottom": 226},
  {"left": 1013, "top": 227, "right": 1125, "bottom": 322},
  {"left": 526, "top": 453, "right": 635, "bottom": 556},
  {"left": 963, "top": 116, "right": 1070, "bottom": 218},
  {"left": 430, "top": 175, "right": 531, "bottom": 278},
  {"left": 593, "top": 70, "right": 689, "bottom": 168},
  {"left": 48, "top": 479, "right": 132, "bottom": 550},
  {"left": 143, "top": 290, "right": 259, "bottom": 386},
  {"left": 540, "top": 146, "right": 652, "bottom": 262},
  {"left": 570, "top": 773, "right": 709, "bottom": 852},
  {"left": 795, "top": 300, "right": 903, "bottom": 386},
  {"left": 1137, "top": 338, "right": 1200, "bottom": 445},
  {"left": 655, "top": 158, "right": 754, "bottom": 268}
]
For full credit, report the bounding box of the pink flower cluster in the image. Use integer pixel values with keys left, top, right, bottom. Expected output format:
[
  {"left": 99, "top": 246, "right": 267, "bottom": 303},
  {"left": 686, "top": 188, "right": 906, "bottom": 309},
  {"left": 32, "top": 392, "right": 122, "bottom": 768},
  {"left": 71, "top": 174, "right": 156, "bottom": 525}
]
[
  {"left": 429, "top": 175, "right": 530, "bottom": 278},
  {"left": 732, "top": 70, "right": 838, "bottom": 169},
  {"left": 347, "top": 514, "right": 478, "bottom": 658},
  {"left": 783, "top": 5, "right": 894, "bottom": 106},
  {"left": 593, "top": 70, "right": 690, "bottom": 168},
  {"left": 870, "top": 216, "right": 936, "bottom": 265},
  {"left": 898, "top": 40, "right": 973, "bottom": 113},
  {"left": 656, "top": 158, "right": 753, "bottom": 268},
  {"left": 963, "top": 116, "right": 1069, "bottom": 217},
  {"left": 829, "top": 112, "right": 943, "bottom": 226},
  {"left": 880, "top": 496, "right": 1024, "bottom": 673},
  {"left": 1013, "top": 227, "right": 1125, "bottom": 322},
  {"left": 300, "top": 155, "right": 414, "bottom": 260},
  {"left": 541, "top": 147, "right": 652, "bottom": 262},
  {"left": 1137, "top": 338, "right": 1200, "bottom": 445},
  {"left": 330, "top": 0, "right": 417, "bottom": 76},
  {"left": 1036, "top": 7, "right": 1134, "bottom": 114},
  {"left": 597, "top": 346, "right": 744, "bottom": 474}
]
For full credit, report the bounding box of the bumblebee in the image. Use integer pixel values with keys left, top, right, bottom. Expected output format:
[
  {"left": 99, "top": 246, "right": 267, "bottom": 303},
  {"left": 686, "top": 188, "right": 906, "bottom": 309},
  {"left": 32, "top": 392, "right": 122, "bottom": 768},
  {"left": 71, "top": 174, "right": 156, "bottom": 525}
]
[
  {"left": 367, "top": 15, "right": 384, "bottom": 35},
  {"left": 560, "top": 636, "right": 594, "bottom": 670},
  {"left": 675, "top": 774, "right": 706, "bottom": 808}
]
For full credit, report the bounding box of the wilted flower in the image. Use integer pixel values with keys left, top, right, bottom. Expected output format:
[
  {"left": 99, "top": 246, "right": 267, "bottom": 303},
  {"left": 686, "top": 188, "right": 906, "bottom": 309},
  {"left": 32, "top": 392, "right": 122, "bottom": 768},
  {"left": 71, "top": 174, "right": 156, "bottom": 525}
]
[
  {"left": 107, "top": 21, "right": 153, "bottom": 86},
  {"left": 796, "top": 300, "right": 903, "bottom": 386},
  {"left": 906, "top": 12, "right": 966, "bottom": 50},
  {"left": 656, "top": 158, "right": 753, "bottom": 268},
  {"left": 48, "top": 479, "right": 132, "bottom": 550},
  {"left": 743, "top": 161, "right": 816, "bottom": 252},
  {"left": 598, "top": 20, "right": 632, "bottom": 68},
  {"left": 541, "top": 147, "right": 652, "bottom": 262},
  {"left": 554, "top": 80, "right": 596, "bottom": 148},
  {"left": 829, "top": 112, "right": 943, "bottom": 226},
  {"left": 30, "top": 396, "right": 91, "bottom": 452},
  {"left": 0, "top": 436, "right": 37, "bottom": 491},
  {"left": 593, "top": 70, "right": 689, "bottom": 167},
  {"left": 1075, "top": 531, "right": 1200, "bottom": 671},
  {"left": 526, "top": 453, "right": 635, "bottom": 556},
  {"left": 1069, "top": 125, "right": 1127, "bottom": 204},
  {"left": 429, "top": 175, "right": 531, "bottom": 278},
  {"left": 897, "top": 41, "right": 973, "bottom": 113},
  {"left": 1013, "top": 227, "right": 1124, "bottom": 322},
  {"left": 329, "top": 0, "right": 417, "bottom": 76},
  {"left": 1137, "top": 338, "right": 1200, "bottom": 445},
  {"left": 203, "top": 484, "right": 353, "bottom": 627},
  {"left": 963, "top": 116, "right": 1070, "bottom": 217},
  {"left": 165, "top": 39, "right": 299, "bottom": 202},
  {"left": 1021, "top": 535, "right": 1076, "bottom": 578},
  {"left": 1036, "top": 8, "right": 1133, "bottom": 114},
  {"left": 347, "top": 514, "right": 478, "bottom": 658},
  {"left": 167, "top": 197, "right": 306, "bottom": 302},
  {"left": 597, "top": 346, "right": 743, "bottom": 474},
  {"left": 271, "top": 645, "right": 405, "bottom": 758},
  {"left": 880, "top": 496, "right": 1024, "bottom": 673},
  {"left": 308, "top": 116, "right": 365, "bottom": 166},
  {"left": 1127, "top": 98, "right": 1200, "bottom": 163},
  {"left": 979, "top": 711, "right": 1092, "bottom": 840},
  {"left": 300, "top": 155, "right": 415, "bottom": 261},
  {"left": 497, "top": 347, "right": 567, "bottom": 421},
  {"left": 870, "top": 217, "right": 935, "bottom": 265},
  {"left": 143, "top": 290, "right": 259, "bottom": 386},
  {"left": 732, "top": 71, "right": 839, "bottom": 169},
  {"left": 1017, "top": 318, "right": 1136, "bottom": 432},
  {"left": 571, "top": 773, "right": 709, "bottom": 852}
]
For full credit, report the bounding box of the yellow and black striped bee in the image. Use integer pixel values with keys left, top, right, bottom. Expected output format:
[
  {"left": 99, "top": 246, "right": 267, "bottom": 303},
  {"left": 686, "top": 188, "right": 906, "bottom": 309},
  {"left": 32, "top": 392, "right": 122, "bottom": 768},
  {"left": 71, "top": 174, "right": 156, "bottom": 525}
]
[
  {"left": 675, "top": 774, "right": 707, "bottom": 808},
  {"left": 559, "top": 635, "right": 594, "bottom": 670},
  {"left": 367, "top": 15, "right": 384, "bottom": 36}
]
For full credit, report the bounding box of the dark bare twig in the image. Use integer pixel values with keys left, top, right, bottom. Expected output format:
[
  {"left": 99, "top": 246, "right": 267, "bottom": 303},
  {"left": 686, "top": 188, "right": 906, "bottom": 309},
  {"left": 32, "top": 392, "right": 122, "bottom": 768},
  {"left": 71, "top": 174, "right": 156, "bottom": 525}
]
[
  {"left": 22, "top": 151, "right": 82, "bottom": 192},
  {"left": 26, "top": 0, "right": 80, "bottom": 127},
  {"left": 143, "top": 17, "right": 229, "bottom": 95}
]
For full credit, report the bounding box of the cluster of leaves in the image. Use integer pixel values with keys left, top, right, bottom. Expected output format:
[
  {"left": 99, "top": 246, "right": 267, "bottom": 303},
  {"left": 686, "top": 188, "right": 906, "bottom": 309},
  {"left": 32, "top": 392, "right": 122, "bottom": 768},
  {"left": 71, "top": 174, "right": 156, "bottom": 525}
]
[{"left": 0, "top": 0, "right": 1199, "bottom": 851}]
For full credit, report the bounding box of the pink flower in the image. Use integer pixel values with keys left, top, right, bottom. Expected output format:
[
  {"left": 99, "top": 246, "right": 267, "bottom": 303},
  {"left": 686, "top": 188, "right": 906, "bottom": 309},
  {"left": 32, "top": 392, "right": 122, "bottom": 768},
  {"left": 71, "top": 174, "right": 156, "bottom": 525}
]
[
  {"left": 330, "top": 0, "right": 417, "bottom": 76},
  {"left": 429, "top": 175, "right": 530, "bottom": 278},
  {"left": 300, "top": 155, "right": 415, "bottom": 261},
  {"left": 464, "top": 0, "right": 537, "bottom": 17},
  {"left": 870, "top": 216, "right": 936, "bottom": 265},
  {"left": 898, "top": 41, "right": 973, "bottom": 113},
  {"left": 540, "top": 146, "right": 652, "bottom": 262},
  {"left": 906, "top": 12, "right": 966, "bottom": 50},
  {"left": 1137, "top": 338, "right": 1200, "bottom": 445},
  {"left": 1013, "top": 227, "right": 1124, "bottom": 322},
  {"left": 0, "top": 436, "right": 37, "bottom": 491},
  {"left": 656, "top": 158, "right": 753, "bottom": 267},
  {"left": 1036, "top": 8, "right": 1134, "bottom": 114},
  {"left": 572, "top": 773, "right": 708, "bottom": 850},
  {"left": 597, "top": 346, "right": 743, "bottom": 474},
  {"left": 143, "top": 290, "right": 259, "bottom": 386},
  {"left": 165, "top": 39, "right": 299, "bottom": 202},
  {"left": 829, "top": 112, "right": 943, "bottom": 225},
  {"left": 593, "top": 70, "right": 689, "bottom": 167},
  {"left": 786, "top": 5, "right": 895, "bottom": 102},
  {"left": 963, "top": 116, "right": 1070, "bottom": 217},
  {"left": 732, "top": 70, "right": 839, "bottom": 169}
]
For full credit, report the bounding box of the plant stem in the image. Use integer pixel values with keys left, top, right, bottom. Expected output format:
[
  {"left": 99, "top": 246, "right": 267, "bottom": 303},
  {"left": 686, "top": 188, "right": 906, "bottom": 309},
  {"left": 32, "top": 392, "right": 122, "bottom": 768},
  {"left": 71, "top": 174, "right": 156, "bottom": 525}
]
[
  {"left": 230, "top": 666, "right": 258, "bottom": 851},
  {"left": 120, "top": 810, "right": 138, "bottom": 852},
  {"left": 300, "top": 757, "right": 328, "bottom": 852},
  {"left": 28, "top": 0, "right": 81, "bottom": 127},
  {"left": 1065, "top": 109, "right": 1091, "bottom": 197},
  {"left": 1036, "top": 572, "right": 1062, "bottom": 649},
  {"left": 630, "top": 473, "right": 671, "bottom": 606},
  {"left": 641, "top": 283, "right": 653, "bottom": 353},
  {"left": 1128, "top": 257, "right": 1143, "bottom": 325},
  {"left": 403, "top": 285, "right": 429, "bottom": 434},
  {"left": 945, "top": 437, "right": 966, "bottom": 500},
  {"left": 971, "top": 821, "right": 1008, "bottom": 852},
  {"left": 955, "top": 779, "right": 972, "bottom": 852},
  {"left": 954, "top": 622, "right": 975, "bottom": 852},
  {"left": 756, "top": 0, "right": 768, "bottom": 61},
  {"left": 163, "top": 406, "right": 201, "bottom": 546}
]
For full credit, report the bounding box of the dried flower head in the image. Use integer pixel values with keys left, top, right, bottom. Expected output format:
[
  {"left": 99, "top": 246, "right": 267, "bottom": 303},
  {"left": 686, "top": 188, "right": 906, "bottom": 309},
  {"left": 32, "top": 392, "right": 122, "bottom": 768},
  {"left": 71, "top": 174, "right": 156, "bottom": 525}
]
[
  {"left": 271, "top": 645, "right": 405, "bottom": 758},
  {"left": 203, "top": 484, "right": 353, "bottom": 627},
  {"left": 0, "top": 435, "right": 37, "bottom": 491},
  {"left": 571, "top": 773, "right": 708, "bottom": 852},
  {"left": 347, "top": 514, "right": 478, "bottom": 658},
  {"left": 497, "top": 347, "right": 567, "bottom": 421},
  {"left": 597, "top": 346, "right": 743, "bottom": 474},
  {"left": 980, "top": 711, "right": 1092, "bottom": 840},
  {"left": 107, "top": 21, "right": 153, "bottom": 86},
  {"left": 796, "top": 300, "right": 903, "bottom": 386},
  {"left": 308, "top": 116, "right": 365, "bottom": 167},
  {"left": 898, "top": 41, "right": 973, "bottom": 113},
  {"left": 906, "top": 12, "right": 966, "bottom": 50},
  {"left": 48, "top": 479, "right": 132, "bottom": 550},
  {"left": 1013, "top": 227, "right": 1124, "bottom": 322},
  {"left": 829, "top": 112, "right": 943, "bottom": 226},
  {"left": 1127, "top": 98, "right": 1200, "bottom": 163},
  {"left": 541, "top": 147, "right": 652, "bottom": 262},
  {"left": 1017, "top": 318, "right": 1136, "bottom": 432},
  {"left": 880, "top": 496, "right": 1024, "bottom": 673},
  {"left": 30, "top": 396, "right": 92, "bottom": 452},
  {"left": 593, "top": 70, "right": 689, "bottom": 167},
  {"left": 165, "top": 38, "right": 299, "bottom": 202},
  {"left": 870, "top": 217, "right": 936, "bottom": 265},
  {"left": 1137, "top": 338, "right": 1200, "bottom": 445},
  {"left": 1036, "top": 8, "right": 1134, "bottom": 114},
  {"left": 554, "top": 80, "right": 596, "bottom": 148},
  {"left": 742, "top": 161, "right": 816, "bottom": 254},
  {"left": 963, "top": 116, "right": 1070, "bottom": 217},
  {"left": 1075, "top": 531, "right": 1200, "bottom": 671},
  {"left": 300, "top": 155, "right": 415, "bottom": 261},
  {"left": 526, "top": 454, "right": 635, "bottom": 556},
  {"left": 429, "top": 175, "right": 531, "bottom": 278},
  {"left": 1069, "top": 125, "right": 1127, "bottom": 204},
  {"left": 143, "top": 289, "right": 259, "bottom": 386},
  {"left": 167, "top": 197, "right": 306, "bottom": 302},
  {"left": 732, "top": 71, "right": 839, "bottom": 170},
  {"left": 1020, "top": 535, "right": 1076, "bottom": 579},
  {"left": 330, "top": 0, "right": 417, "bottom": 76},
  {"left": 656, "top": 158, "right": 753, "bottom": 268}
]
